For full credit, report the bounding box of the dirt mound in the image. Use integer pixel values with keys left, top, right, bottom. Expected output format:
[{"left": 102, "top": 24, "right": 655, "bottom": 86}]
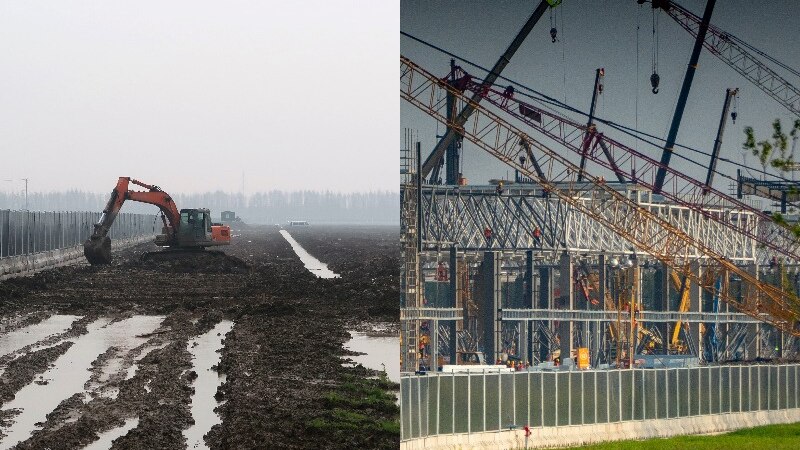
[{"left": 136, "top": 250, "right": 250, "bottom": 274}]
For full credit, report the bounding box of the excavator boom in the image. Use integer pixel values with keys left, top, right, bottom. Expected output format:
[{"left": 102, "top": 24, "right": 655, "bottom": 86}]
[{"left": 84, "top": 177, "right": 230, "bottom": 265}]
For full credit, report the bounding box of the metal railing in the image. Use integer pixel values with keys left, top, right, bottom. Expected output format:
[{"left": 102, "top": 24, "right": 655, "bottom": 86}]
[
  {"left": 401, "top": 364, "right": 800, "bottom": 440},
  {"left": 0, "top": 210, "right": 157, "bottom": 258}
]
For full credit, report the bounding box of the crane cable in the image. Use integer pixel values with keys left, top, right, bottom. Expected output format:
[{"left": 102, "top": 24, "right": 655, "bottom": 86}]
[
  {"left": 560, "top": 3, "right": 567, "bottom": 104},
  {"left": 635, "top": 4, "right": 641, "bottom": 171},
  {"left": 650, "top": 6, "right": 660, "bottom": 94}
]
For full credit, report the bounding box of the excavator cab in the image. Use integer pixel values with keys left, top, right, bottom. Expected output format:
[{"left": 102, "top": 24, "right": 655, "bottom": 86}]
[{"left": 172, "top": 208, "right": 230, "bottom": 248}]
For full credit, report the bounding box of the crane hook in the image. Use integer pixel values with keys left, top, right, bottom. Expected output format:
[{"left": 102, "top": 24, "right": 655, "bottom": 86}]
[
  {"left": 650, "top": 72, "right": 660, "bottom": 94},
  {"left": 550, "top": 27, "right": 558, "bottom": 43}
]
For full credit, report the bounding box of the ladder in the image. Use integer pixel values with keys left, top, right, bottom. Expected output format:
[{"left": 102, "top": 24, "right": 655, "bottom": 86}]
[{"left": 401, "top": 131, "right": 421, "bottom": 371}]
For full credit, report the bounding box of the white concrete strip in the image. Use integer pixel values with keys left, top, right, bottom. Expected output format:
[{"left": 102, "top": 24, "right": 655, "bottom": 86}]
[
  {"left": 0, "top": 234, "right": 154, "bottom": 280},
  {"left": 279, "top": 230, "right": 340, "bottom": 279}
]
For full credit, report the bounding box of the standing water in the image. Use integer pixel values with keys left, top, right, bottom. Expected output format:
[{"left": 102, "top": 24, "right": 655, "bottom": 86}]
[
  {"left": 0, "top": 316, "right": 163, "bottom": 449},
  {"left": 184, "top": 320, "right": 233, "bottom": 449},
  {"left": 81, "top": 417, "right": 139, "bottom": 450},
  {"left": 279, "top": 230, "right": 340, "bottom": 279},
  {"left": 0, "top": 315, "right": 80, "bottom": 357},
  {"left": 344, "top": 330, "right": 400, "bottom": 383}
]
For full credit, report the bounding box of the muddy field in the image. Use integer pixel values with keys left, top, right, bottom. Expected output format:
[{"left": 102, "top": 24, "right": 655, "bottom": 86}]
[{"left": 0, "top": 224, "right": 400, "bottom": 449}]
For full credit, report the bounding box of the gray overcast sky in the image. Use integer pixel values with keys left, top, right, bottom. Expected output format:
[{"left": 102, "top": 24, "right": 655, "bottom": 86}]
[
  {"left": 401, "top": 1, "right": 800, "bottom": 192},
  {"left": 1, "top": 1, "right": 398, "bottom": 194}
]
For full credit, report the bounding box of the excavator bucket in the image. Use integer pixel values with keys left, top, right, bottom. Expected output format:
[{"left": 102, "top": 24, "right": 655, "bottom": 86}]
[{"left": 84, "top": 236, "right": 112, "bottom": 265}]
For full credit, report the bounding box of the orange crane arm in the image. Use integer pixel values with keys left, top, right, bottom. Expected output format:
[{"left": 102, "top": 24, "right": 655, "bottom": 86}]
[{"left": 84, "top": 177, "right": 181, "bottom": 264}]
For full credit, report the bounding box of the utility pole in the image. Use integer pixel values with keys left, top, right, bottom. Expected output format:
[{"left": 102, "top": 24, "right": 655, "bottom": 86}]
[{"left": 22, "top": 178, "right": 28, "bottom": 211}]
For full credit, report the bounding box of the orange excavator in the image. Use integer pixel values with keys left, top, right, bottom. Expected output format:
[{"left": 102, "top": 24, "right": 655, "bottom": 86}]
[{"left": 83, "top": 177, "right": 231, "bottom": 265}]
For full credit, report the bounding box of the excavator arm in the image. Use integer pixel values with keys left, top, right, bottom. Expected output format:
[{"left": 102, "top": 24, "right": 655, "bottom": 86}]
[{"left": 84, "top": 177, "right": 181, "bottom": 265}]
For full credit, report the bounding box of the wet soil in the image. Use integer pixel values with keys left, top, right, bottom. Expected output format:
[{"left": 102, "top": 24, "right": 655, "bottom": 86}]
[
  {"left": 288, "top": 225, "right": 400, "bottom": 323},
  {"left": 0, "top": 342, "right": 73, "bottom": 402},
  {"left": 0, "top": 224, "right": 399, "bottom": 449}
]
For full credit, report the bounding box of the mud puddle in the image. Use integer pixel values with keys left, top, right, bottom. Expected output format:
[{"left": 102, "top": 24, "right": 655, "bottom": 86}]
[
  {"left": 184, "top": 320, "right": 233, "bottom": 449},
  {"left": 81, "top": 417, "right": 139, "bottom": 450},
  {"left": 279, "top": 230, "right": 340, "bottom": 278},
  {"left": 344, "top": 330, "right": 399, "bottom": 383},
  {"left": 0, "top": 316, "right": 163, "bottom": 449},
  {"left": 0, "top": 315, "right": 79, "bottom": 358}
]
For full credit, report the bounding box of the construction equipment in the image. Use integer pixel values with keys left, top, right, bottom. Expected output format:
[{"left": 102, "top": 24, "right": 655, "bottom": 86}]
[
  {"left": 441, "top": 64, "right": 800, "bottom": 264},
  {"left": 83, "top": 177, "right": 231, "bottom": 265},
  {"left": 419, "top": 0, "right": 555, "bottom": 180},
  {"left": 401, "top": 55, "right": 800, "bottom": 336},
  {"left": 652, "top": 0, "right": 717, "bottom": 191},
  {"left": 658, "top": 0, "right": 800, "bottom": 119}
]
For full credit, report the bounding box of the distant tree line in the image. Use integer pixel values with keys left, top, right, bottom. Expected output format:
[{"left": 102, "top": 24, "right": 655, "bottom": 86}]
[{"left": 0, "top": 189, "right": 399, "bottom": 225}]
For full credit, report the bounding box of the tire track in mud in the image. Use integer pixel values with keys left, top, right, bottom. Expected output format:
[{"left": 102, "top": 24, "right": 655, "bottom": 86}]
[
  {"left": 0, "top": 225, "right": 399, "bottom": 449},
  {"left": 1, "top": 316, "right": 163, "bottom": 449},
  {"left": 12, "top": 310, "right": 225, "bottom": 449},
  {"left": 0, "top": 314, "right": 96, "bottom": 440}
]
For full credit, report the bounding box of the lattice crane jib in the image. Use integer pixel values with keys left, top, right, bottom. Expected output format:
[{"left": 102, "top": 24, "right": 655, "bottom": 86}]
[
  {"left": 438, "top": 64, "right": 800, "bottom": 265},
  {"left": 401, "top": 55, "right": 800, "bottom": 336},
  {"left": 663, "top": 1, "right": 800, "bottom": 118}
]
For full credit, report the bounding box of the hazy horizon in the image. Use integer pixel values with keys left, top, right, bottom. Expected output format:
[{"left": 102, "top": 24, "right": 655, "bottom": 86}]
[
  {"left": 1, "top": 1, "right": 399, "bottom": 194},
  {"left": 0, "top": 189, "right": 399, "bottom": 224}
]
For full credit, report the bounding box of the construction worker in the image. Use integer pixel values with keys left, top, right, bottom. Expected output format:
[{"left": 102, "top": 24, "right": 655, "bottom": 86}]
[
  {"left": 533, "top": 227, "right": 542, "bottom": 247},
  {"left": 484, "top": 226, "right": 493, "bottom": 246},
  {"left": 496, "top": 181, "right": 504, "bottom": 195},
  {"left": 436, "top": 262, "right": 448, "bottom": 281}
]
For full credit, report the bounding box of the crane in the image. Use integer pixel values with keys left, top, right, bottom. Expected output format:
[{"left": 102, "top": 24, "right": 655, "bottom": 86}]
[
  {"left": 419, "top": 0, "right": 555, "bottom": 181},
  {"left": 84, "top": 177, "right": 230, "bottom": 265},
  {"left": 440, "top": 64, "right": 800, "bottom": 265},
  {"left": 401, "top": 55, "right": 800, "bottom": 336},
  {"left": 657, "top": 0, "right": 800, "bottom": 118}
]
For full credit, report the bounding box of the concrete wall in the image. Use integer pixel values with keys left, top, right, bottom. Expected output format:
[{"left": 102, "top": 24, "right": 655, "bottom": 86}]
[
  {"left": 401, "top": 364, "right": 800, "bottom": 449},
  {"left": 0, "top": 210, "right": 156, "bottom": 279}
]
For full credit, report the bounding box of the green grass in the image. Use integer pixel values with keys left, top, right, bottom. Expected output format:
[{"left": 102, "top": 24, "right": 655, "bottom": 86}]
[
  {"left": 570, "top": 422, "right": 800, "bottom": 449},
  {"left": 306, "top": 373, "right": 399, "bottom": 437}
]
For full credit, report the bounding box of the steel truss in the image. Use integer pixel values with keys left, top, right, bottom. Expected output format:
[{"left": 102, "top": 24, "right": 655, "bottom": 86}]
[
  {"left": 416, "top": 185, "right": 762, "bottom": 263},
  {"left": 442, "top": 64, "right": 800, "bottom": 264},
  {"left": 401, "top": 55, "right": 800, "bottom": 334}
]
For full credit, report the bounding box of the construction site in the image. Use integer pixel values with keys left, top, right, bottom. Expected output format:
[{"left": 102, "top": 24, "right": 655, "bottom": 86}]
[
  {"left": 0, "top": 197, "right": 399, "bottom": 449},
  {"left": 400, "top": 0, "right": 800, "bottom": 448}
]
